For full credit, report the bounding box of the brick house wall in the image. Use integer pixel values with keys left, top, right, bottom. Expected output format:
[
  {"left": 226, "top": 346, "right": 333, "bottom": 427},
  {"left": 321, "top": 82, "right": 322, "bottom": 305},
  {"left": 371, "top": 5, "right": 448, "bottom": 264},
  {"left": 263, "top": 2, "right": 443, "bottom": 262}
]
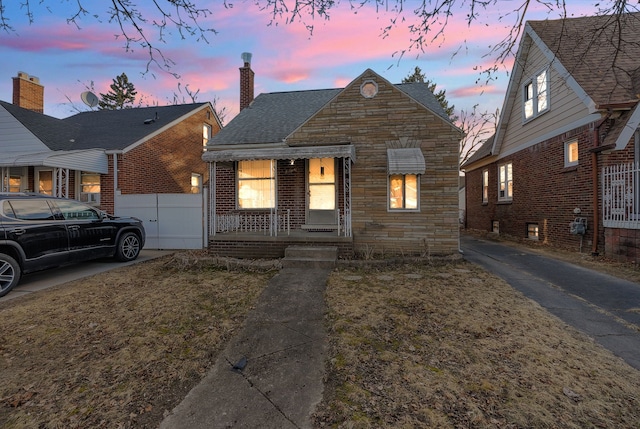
[
  {"left": 286, "top": 70, "right": 461, "bottom": 256},
  {"left": 465, "top": 123, "right": 639, "bottom": 259},
  {"left": 100, "top": 108, "right": 218, "bottom": 214}
]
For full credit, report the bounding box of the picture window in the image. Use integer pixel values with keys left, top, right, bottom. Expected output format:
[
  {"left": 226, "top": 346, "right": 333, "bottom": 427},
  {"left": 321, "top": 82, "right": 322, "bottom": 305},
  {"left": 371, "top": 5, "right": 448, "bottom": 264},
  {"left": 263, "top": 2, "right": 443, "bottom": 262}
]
[{"left": 237, "top": 160, "right": 275, "bottom": 209}]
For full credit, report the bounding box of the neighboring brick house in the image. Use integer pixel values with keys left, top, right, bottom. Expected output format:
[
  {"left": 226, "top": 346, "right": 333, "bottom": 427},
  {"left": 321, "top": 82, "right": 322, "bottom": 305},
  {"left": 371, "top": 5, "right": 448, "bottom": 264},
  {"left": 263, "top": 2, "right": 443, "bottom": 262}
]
[
  {"left": 1, "top": 71, "right": 222, "bottom": 214},
  {"left": 203, "top": 58, "right": 462, "bottom": 258},
  {"left": 462, "top": 13, "right": 640, "bottom": 262}
]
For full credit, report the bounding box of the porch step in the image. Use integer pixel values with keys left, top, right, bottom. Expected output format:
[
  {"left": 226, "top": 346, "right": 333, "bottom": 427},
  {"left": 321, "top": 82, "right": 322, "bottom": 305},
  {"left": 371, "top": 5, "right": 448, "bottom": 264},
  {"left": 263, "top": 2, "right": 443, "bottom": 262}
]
[{"left": 282, "top": 246, "right": 338, "bottom": 269}]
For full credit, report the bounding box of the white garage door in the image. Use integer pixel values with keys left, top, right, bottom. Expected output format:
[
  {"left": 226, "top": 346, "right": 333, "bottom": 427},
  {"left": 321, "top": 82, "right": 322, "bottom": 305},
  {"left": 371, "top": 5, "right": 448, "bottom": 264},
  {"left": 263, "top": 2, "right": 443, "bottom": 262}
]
[{"left": 115, "top": 193, "right": 207, "bottom": 249}]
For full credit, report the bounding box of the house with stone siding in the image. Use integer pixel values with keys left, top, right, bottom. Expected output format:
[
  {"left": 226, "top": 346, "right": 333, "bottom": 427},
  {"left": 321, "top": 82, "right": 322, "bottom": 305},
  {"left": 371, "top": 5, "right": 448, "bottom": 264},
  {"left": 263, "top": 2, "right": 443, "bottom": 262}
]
[
  {"left": 203, "top": 58, "right": 462, "bottom": 259},
  {"left": 462, "top": 13, "right": 640, "bottom": 262},
  {"left": 1, "top": 71, "right": 221, "bottom": 215}
]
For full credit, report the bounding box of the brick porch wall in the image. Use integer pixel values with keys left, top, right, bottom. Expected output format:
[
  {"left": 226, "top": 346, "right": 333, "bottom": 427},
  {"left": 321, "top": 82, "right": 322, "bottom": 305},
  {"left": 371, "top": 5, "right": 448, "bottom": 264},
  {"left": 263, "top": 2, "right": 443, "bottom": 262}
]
[{"left": 208, "top": 240, "right": 354, "bottom": 259}]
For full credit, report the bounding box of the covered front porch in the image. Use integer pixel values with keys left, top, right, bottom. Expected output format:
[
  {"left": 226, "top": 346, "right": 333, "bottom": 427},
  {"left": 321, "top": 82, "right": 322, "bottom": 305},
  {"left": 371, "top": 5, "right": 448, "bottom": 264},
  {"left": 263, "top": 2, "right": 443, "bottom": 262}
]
[{"left": 205, "top": 144, "right": 356, "bottom": 258}]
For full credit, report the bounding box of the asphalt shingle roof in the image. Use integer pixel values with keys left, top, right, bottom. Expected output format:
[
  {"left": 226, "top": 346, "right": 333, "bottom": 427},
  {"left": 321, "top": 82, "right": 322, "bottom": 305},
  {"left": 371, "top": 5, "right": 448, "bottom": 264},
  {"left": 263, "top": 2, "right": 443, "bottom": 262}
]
[
  {"left": 1, "top": 101, "right": 208, "bottom": 151},
  {"left": 209, "top": 81, "right": 452, "bottom": 146},
  {"left": 63, "top": 103, "right": 208, "bottom": 150},
  {"left": 529, "top": 12, "right": 640, "bottom": 106}
]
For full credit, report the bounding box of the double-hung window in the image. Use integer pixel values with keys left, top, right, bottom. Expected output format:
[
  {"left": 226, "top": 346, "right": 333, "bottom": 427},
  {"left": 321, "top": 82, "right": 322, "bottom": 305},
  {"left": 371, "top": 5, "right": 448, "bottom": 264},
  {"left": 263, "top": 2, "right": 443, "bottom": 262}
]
[
  {"left": 524, "top": 69, "right": 549, "bottom": 120},
  {"left": 389, "top": 174, "right": 419, "bottom": 210},
  {"left": 498, "top": 162, "right": 513, "bottom": 201},
  {"left": 386, "top": 148, "right": 424, "bottom": 211},
  {"left": 482, "top": 169, "right": 489, "bottom": 203},
  {"left": 238, "top": 160, "right": 275, "bottom": 209}
]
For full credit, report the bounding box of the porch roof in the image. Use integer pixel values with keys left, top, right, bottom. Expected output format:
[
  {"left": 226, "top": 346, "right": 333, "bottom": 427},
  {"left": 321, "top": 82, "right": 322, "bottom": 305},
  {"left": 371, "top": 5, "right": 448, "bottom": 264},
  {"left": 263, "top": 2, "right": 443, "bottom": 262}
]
[
  {"left": 0, "top": 149, "right": 108, "bottom": 174},
  {"left": 203, "top": 144, "right": 356, "bottom": 162}
]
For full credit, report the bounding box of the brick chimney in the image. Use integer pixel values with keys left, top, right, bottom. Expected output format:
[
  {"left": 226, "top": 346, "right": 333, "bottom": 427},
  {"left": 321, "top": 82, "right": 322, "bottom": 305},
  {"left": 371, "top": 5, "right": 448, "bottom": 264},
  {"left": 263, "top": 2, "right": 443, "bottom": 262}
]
[
  {"left": 13, "top": 71, "right": 44, "bottom": 113},
  {"left": 239, "top": 52, "right": 254, "bottom": 111}
]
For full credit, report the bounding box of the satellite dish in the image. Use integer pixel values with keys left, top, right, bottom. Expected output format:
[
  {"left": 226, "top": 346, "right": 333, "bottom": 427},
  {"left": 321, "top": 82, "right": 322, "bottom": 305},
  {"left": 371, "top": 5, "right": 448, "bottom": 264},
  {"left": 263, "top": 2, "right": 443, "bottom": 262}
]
[{"left": 81, "top": 91, "right": 99, "bottom": 108}]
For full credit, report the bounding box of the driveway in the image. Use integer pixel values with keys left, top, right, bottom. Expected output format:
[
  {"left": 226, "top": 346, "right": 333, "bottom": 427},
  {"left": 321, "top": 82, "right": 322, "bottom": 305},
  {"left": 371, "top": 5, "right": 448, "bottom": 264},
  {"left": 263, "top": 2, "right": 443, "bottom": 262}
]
[
  {"left": 461, "top": 234, "right": 640, "bottom": 370},
  {"left": 0, "top": 249, "right": 173, "bottom": 302}
]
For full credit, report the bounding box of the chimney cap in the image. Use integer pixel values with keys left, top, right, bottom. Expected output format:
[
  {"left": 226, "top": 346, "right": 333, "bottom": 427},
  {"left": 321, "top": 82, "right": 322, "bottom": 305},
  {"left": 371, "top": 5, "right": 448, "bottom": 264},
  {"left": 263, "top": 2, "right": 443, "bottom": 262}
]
[{"left": 241, "top": 52, "right": 252, "bottom": 65}]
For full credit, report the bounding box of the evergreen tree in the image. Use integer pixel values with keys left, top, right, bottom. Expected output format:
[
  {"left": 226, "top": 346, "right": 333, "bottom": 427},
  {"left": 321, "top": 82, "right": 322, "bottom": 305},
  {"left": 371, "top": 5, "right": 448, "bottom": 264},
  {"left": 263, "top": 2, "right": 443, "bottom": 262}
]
[
  {"left": 98, "top": 73, "right": 137, "bottom": 110},
  {"left": 402, "top": 66, "right": 457, "bottom": 121}
]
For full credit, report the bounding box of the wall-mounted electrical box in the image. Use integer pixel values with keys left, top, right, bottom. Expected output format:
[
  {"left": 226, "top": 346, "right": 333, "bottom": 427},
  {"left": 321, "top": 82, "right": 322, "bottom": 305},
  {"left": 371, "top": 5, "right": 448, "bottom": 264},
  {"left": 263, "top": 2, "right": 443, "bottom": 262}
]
[{"left": 570, "top": 217, "right": 587, "bottom": 235}]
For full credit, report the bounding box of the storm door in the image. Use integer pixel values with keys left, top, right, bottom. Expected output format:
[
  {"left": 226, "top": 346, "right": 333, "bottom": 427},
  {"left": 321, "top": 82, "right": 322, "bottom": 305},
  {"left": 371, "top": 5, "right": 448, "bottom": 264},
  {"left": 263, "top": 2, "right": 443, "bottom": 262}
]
[{"left": 307, "top": 158, "right": 337, "bottom": 225}]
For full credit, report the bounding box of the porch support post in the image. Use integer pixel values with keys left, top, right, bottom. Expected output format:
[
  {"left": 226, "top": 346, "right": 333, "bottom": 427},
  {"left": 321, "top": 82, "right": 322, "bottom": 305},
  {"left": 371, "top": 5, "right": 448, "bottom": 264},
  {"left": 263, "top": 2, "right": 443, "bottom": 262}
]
[
  {"left": 53, "top": 167, "right": 69, "bottom": 198},
  {"left": 210, "top": 162, "right": 216, "bottom": 236},
  {"left": 343, "top": 156, "right": 352, "bottom": 237},
  {"left": 0, "top": 168, "right": 8, "bottom": 192}
]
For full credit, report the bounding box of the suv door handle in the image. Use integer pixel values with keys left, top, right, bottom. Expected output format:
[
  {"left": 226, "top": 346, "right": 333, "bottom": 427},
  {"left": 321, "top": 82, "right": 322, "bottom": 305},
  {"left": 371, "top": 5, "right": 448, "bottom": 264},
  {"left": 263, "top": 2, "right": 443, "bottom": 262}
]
[
  {"left": 10, "top": 228, "right": 26, "bottom": 235},
  {"left": 68, "top": 225, "right": 80, "bottom": 231}
]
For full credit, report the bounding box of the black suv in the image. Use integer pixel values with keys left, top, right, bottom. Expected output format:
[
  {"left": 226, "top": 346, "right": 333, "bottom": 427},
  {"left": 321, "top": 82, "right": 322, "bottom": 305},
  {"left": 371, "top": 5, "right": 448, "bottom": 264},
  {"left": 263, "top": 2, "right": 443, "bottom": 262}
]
[{"left": 0, "top": 193, "right": 145, "bottom": 297}]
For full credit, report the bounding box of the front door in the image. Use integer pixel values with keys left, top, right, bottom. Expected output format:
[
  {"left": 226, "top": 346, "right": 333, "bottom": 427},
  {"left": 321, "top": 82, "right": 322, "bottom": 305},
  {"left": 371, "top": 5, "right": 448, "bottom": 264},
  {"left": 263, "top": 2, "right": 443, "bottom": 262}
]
[{"left": 307, "top": 158, "right": 337, "bottom": 225}]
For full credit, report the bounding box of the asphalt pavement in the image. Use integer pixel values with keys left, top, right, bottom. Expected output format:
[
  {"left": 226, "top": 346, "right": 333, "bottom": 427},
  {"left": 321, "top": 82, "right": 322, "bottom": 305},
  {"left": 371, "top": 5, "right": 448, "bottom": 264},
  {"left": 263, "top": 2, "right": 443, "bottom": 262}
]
[{"left": 461, "top": 234, "right": 640, "bottom": 370}]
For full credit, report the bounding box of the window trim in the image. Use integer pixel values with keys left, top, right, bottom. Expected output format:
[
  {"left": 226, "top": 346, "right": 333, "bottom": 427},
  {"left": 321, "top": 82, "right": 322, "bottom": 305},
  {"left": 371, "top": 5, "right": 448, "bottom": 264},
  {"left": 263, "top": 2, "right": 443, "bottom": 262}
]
[
  {"left": 498, "top": 162, "right": 513, "bottom": 202},
  {"left": 523, "top": 68, "right": 549, "bottom": 121},
  {"left": 564, "top": 139, "right": 579, "bottom": 167},
  {"left": 388, "top": 173, "right": 420, "bottom": 212}
]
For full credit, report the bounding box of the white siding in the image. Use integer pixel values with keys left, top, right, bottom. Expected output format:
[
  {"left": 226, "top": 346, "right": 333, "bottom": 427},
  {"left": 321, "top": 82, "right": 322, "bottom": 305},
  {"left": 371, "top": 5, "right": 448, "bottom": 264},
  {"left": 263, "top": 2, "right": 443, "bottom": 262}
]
[{"left": 0, "top": 106, "right": 50, "bottom": 153}]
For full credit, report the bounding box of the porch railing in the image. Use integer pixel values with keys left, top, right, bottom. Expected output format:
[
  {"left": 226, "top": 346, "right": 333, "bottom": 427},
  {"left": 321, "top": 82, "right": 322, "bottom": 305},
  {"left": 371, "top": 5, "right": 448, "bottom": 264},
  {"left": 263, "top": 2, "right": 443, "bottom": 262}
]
[
  {"left": 215, "top": 210, "right": 290, "bottom": 236},
  {"left": 603, "top": 162, "right": 640, "bottom": 229}
]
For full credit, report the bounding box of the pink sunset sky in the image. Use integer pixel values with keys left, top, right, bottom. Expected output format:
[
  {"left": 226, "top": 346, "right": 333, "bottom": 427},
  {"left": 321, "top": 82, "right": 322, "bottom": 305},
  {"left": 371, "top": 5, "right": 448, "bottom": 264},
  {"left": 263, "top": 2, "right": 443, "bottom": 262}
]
[{"left": 0, "top": 1, "right": 600, "bottom": 122}]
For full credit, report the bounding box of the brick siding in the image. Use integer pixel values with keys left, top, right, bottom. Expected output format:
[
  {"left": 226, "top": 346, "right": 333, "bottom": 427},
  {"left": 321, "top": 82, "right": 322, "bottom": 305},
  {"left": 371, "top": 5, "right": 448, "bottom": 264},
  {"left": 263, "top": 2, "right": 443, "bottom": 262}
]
[{"left": 465, "top": 123, "right": 640, "bottom": 261}]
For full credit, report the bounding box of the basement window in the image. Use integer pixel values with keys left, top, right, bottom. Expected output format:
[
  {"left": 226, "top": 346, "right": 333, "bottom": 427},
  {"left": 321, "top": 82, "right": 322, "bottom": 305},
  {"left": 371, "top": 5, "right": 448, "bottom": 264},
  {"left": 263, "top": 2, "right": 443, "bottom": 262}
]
[{"left": 527, "top": 223, "right": 539, "bottom": 240}]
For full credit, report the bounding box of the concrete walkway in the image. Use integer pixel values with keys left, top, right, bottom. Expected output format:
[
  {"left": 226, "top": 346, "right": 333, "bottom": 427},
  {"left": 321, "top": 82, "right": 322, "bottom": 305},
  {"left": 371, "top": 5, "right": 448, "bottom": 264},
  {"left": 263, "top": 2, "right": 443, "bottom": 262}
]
[
  {"left": 159, "top": 267, "right": 330, "bottom": 429},
  {"left": 461, "top": 235, "right": 640, "bottom": 370}
]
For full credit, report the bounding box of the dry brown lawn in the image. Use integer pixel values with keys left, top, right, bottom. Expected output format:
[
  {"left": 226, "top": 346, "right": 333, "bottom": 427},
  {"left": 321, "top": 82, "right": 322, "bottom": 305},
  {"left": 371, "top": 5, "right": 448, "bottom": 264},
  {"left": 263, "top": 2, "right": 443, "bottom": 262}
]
[{"left": 1, "top": 243, "right": 640, "bottom": 428}]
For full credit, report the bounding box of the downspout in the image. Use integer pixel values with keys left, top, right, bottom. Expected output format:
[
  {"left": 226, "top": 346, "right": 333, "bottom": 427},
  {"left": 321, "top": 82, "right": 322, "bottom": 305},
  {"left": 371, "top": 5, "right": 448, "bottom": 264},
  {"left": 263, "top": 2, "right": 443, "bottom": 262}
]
[{"left": 591, "top": 113, "right": 612, "bottom": 256}]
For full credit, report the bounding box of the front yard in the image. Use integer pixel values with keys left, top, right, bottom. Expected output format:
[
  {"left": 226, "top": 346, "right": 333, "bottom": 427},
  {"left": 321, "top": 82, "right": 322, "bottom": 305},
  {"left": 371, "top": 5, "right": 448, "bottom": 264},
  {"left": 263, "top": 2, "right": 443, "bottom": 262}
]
[{"left": 1, "top": 251, "right": 639, "bottom": 428}]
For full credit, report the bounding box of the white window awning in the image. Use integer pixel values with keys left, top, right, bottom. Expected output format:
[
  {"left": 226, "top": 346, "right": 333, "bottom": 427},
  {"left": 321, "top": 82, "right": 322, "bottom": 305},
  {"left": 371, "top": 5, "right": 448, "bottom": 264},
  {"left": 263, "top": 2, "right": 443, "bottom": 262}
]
[
  {"left": 387, "top": 148, "right": 425, "bottom": 175},
  {"left": 203, "top": 144, "right": 356, "bottom": 163}
]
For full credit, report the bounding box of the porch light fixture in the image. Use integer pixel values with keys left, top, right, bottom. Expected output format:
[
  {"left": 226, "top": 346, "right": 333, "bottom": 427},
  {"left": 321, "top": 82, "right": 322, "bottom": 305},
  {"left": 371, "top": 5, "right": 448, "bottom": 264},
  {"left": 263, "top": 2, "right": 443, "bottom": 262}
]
[{"left": 289, "top": 159, "right": 295, "bottom": 165}]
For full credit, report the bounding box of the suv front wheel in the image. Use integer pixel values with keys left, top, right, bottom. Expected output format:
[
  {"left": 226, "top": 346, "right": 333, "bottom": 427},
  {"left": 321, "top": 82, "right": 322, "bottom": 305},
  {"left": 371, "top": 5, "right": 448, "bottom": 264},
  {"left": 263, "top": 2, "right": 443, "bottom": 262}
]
[
  {"left": 115, "top": 232, "right": 142, "bottom": 262},
  {"left": 0, "top": 254, "right": 20, "bottom": 298}
]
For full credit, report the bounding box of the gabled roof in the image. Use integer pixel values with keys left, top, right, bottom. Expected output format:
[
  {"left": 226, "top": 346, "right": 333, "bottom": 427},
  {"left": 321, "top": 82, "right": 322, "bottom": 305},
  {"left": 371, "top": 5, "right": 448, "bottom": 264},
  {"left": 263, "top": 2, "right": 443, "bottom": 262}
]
[
  {"left": 207, "top": 70, "right": 453, "bottom": 147},
  {"left": 0, "top": 100, "right": 80, "bottom": 151},
  {"left": 1, "top": 101, "right": 214, "bottom": 152},
  {"left": 529, "top": 13, "right": 640, "bottom": 107},
  {"left": 211, "top": 89, "right": 342, "bottom": 146},
  {"left": 63, "top": 103, "right": 213, "bottom": 151},
  {"left": 485, "top": 12, "right": 640, "bottom": 162},
  {"left": 460, "top": 134, "right": 495, "bottom": 169}
]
